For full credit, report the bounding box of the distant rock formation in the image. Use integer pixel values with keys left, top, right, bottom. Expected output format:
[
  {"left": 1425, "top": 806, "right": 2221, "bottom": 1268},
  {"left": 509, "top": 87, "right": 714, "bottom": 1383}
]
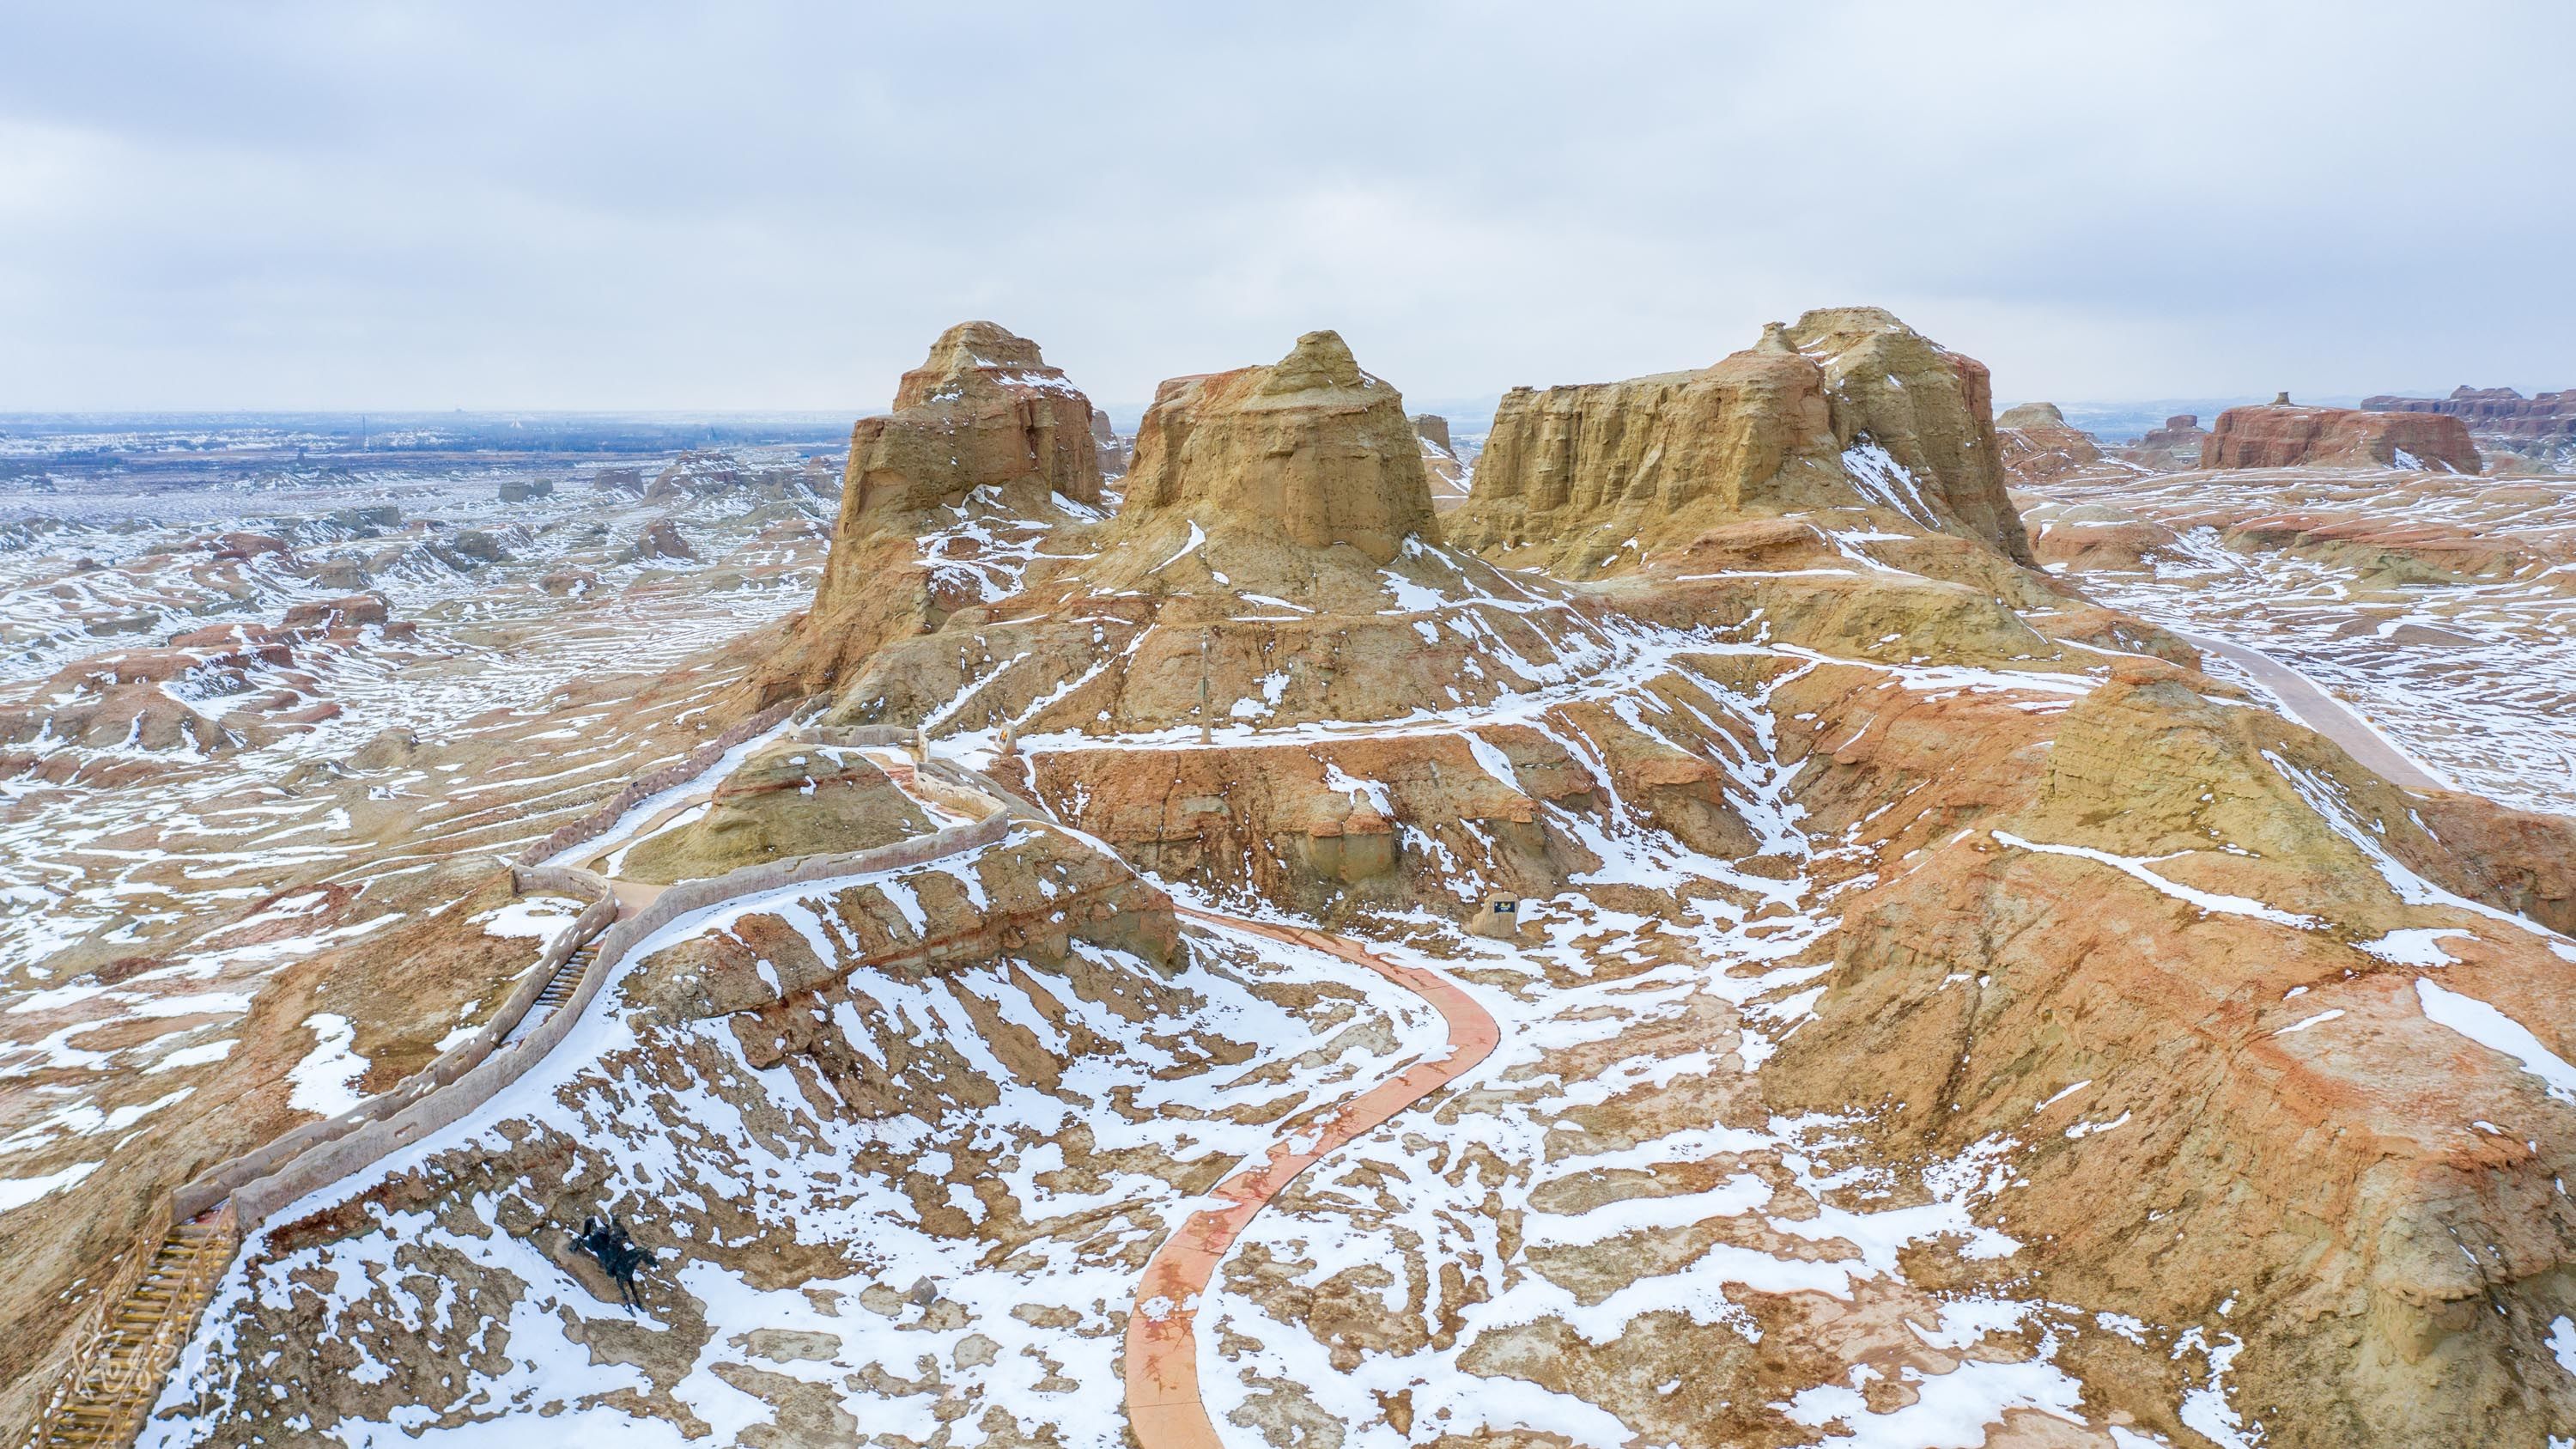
[
  {"left": 496, "top": 479, "right": 555, "bottom": 503},
  {"left": 642, "top": 451, "right": 832, "bottom": 505},
  {"left": 2364, "top": 387, "right": 2576, "bottom": 467},
  {"left": 1413, "top": 413, "right": 1472, "bottom": 503},
  {"left": 631, "top": 518, "right": 696, "bottom": 562},
  {"left": 2204, "top": 400, "right": 2478, "bottom": 472},
  {"left": 2117, "top": 414, "right": 2209, "bottom": 470},
  {"left": 1995, "top": 401, "right": 2106, "bottom": 484},
  {"left": 1117, "top": 329, "right": 1437, "bottom": 563},
  {"left": 0, "top": 592, "right": 414, "bottom": 756},
  {"left": 1090, "top": 406, "right": 1132, "bottom": 480},
  {"left": 1451, "top": 307, "right": 2034, "bottom": 569}
]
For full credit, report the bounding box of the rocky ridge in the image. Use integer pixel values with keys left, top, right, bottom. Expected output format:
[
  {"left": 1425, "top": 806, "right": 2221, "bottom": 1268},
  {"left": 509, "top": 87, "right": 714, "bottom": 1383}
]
[{"left": 2366, "top": 385, "right": 2576, "bottom": 443}]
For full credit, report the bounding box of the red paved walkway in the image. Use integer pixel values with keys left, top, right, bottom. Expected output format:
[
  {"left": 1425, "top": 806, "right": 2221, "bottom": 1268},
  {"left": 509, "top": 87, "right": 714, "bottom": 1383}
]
[{"left": 1123, "top": 907, "right": 1501, "bottom": 1449}]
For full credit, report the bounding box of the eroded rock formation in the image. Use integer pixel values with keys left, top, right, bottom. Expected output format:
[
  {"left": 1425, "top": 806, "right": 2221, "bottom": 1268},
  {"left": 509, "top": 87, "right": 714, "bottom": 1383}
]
[
  {"left": 2206, "top": 400, "right": 2479, "bottom": 472},
  {"left": 1451, "top": 307, "right": 2035, "bottom": 571},
  {"left": 2366, "top": 385, "right": 2576, "bottom": 445},
  {"left": 616, "top": 742, "right": 933, "bottom": 884},
  {"left": 762, "top": 322, "right": 1107, "bottom": 697},
  {"left": 1115, "top": 329, "right": 1437, "bottom": 563},
  {"left": 2118, "top": 412, "right": 2211, "bottom": 470},
  {"left": 1996, "top": 400, "right": 2108, "bottom": 484},
  {"left": 1090, "top": 406, "right": 1132, "bottom": 480}
]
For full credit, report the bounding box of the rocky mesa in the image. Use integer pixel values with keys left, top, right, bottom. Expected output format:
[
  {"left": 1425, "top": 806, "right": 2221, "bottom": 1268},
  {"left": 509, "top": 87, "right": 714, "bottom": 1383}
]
[
  {"left": 1450, "top": 306, "right": 2036, "bottom": 572},
  {"left": 2205, "top": 396, "right": 2480, "bottom": 472}
]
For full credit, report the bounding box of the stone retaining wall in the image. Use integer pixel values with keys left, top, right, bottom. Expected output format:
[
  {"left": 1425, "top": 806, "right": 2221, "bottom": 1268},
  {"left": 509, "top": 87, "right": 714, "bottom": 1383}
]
[
  {"left": 513, "top": 697, "right": 805, "bottom": 869},
  {"left": 223, "top": 811, "right": 1015, "bottom": 1229},
  {"left": 173, "top": 876, "right": 620, "bottom": 1221}
]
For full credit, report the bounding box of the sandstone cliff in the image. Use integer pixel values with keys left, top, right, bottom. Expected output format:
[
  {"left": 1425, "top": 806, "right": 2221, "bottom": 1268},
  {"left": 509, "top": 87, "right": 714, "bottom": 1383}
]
[
  {"left": 1449, "top": 307, "right": 2035, "bottom": 572},
  {"left": 860, "top": 320, "right": 1103, "bottom": 515},
  {"left": 1114, "top": 329, "right": 1437, "bottom": 564},
  {"left": 760, "top": 322, "right": 1106, "bottom": 697},
  {"left": 2205, "top": 399, "right": 2479, "bottom": 472}
]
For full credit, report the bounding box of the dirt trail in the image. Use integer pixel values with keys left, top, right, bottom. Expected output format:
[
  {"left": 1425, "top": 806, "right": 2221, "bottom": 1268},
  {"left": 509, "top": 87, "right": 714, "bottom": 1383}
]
[{"left": 1123, "top": 907, "right": 1500, "bottom": 1449}]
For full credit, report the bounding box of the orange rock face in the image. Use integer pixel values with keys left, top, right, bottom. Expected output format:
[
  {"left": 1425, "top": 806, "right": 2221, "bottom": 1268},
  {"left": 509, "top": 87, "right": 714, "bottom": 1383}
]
[{"left": 2205, "top": 401, "right": 2479, "bottom": 472}]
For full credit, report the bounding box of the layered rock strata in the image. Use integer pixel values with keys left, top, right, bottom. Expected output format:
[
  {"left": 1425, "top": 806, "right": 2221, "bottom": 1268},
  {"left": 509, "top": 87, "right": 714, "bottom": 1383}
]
[
  {"left": 1451, "top": 307, "right": 2035, "bottom": 570},
  {"left": 763, "top": 322, "right": 1105, "bottom": 697},
  {"left": 2205, "top": 400, "right": 2479, "bottom": 472},
  {"left": 1116, "top": 329, "right": 1437, "bottom": 563},
  {"left": 2366, "top": 385, "right": 2576, "bottom": 445}
]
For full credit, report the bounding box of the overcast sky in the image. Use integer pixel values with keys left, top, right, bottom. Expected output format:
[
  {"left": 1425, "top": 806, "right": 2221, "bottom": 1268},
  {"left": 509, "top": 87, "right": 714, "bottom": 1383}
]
[{"left": 2, "top": 3, "right": 2567, "bottom": 415}]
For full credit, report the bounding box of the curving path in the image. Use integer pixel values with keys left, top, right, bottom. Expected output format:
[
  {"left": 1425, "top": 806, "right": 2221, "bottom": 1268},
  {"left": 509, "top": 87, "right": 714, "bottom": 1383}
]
[
  {"left": 1123, "top": 907, "right": 1500, "bottom": 1449},
  {"left": 2172, "top": 628, "right": 2455, "bottom": 793}
]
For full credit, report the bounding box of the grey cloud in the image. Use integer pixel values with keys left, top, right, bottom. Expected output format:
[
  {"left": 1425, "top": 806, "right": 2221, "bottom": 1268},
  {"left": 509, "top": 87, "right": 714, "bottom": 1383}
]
[{"left": 1, "top": 2, "right": 2568, "bottom": 413}]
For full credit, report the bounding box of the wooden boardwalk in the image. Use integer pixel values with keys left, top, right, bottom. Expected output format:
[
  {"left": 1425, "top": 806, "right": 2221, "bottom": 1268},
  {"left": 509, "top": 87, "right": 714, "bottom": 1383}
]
[{"left": 33, "top": 1208, "right": 240, "bottom": 1446}]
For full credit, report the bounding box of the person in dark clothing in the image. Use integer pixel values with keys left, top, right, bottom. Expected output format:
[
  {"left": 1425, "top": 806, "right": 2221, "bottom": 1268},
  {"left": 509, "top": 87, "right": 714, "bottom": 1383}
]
[
  {"left": 607, "top": 1235, "right": 649, "bottom": 1310},
  {"left": 565, "top": 1213, "right": 653, "bottom": 1310}
]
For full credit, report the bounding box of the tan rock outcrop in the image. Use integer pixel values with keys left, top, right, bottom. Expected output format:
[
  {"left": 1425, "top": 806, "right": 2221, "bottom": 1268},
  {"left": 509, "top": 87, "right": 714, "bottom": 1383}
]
[
  {"left": 2022, "top": 502, "right": 2182, "bottom": 572},
  {"left": 853, "top": 321, "right": 1102, "bottom": 518},
  {"left": 761, "top": 322, "right": 1105, "bottom": 697},
  {"left": 617, "top": 742, "right": 933, "bottom": 885},
  {"left": 1767, "top": 658, "right": 2576, "bottom": 1445},
  {"left": 1996, "top": 401, "right": 2106, "bottom": 484},
  {"left": 1450, "top": 307, "right": 2035, "bottom": 571},
  {"left": 1116, "top": 330, "right": 1437, "bottom": 563},
  {"left": 2205, "top": 400, "right": 2479, "bottom": 472}
]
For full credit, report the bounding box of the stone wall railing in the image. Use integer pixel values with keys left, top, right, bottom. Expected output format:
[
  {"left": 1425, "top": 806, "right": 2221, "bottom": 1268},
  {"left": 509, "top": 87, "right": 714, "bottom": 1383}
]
[
  {"left": 216, "top": 809, "right": 1016, "bottom": 1229},
  {"left": 173, "top": 704, "right": 1038, "bottom": 1234},
  {"left": 171, "top": 874, "right": 621, "bottom": 1221},
  {"left": 513, "top": 697, "right": 807, "bottom": 869}
]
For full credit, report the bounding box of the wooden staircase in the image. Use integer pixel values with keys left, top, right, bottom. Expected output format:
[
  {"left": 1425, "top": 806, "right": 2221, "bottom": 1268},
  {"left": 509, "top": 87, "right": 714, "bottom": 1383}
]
[
  {"left": 536, "top": 938, "right": 601, "bottom": 1010},
  {"left": 33, "top": 1206, "right": 240, "bottom": 1446}
]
